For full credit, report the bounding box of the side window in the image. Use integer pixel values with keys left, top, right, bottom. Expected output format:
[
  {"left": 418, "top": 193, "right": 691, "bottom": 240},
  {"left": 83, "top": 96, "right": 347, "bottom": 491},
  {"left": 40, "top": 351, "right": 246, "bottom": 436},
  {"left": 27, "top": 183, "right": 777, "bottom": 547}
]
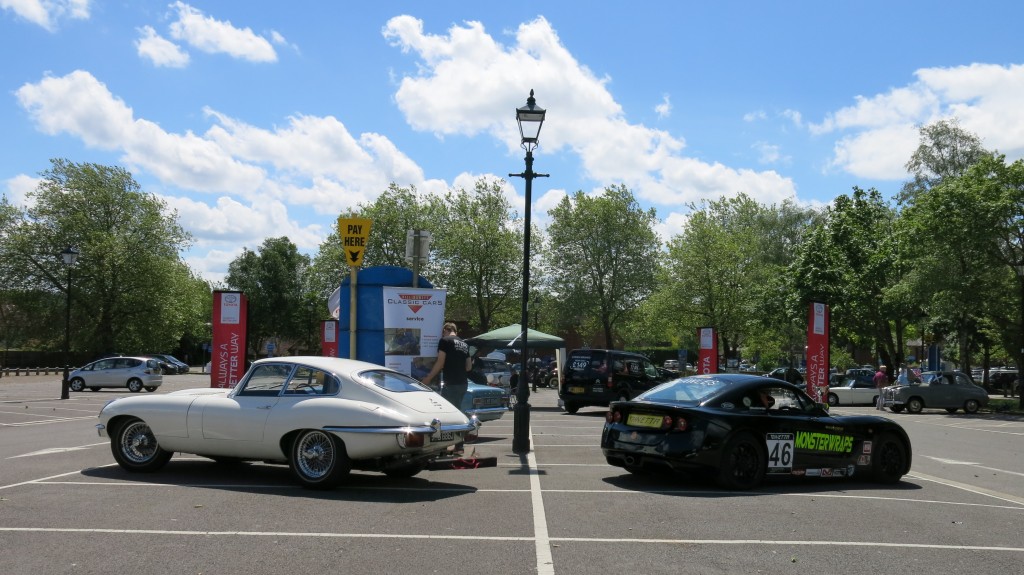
[
  {"left": 643, "top": 360, "right": 659, "bottom": 379},
  {"left": 119, "top": 358, "right": 142, "bottom": 369},
  {"left": 240, "top": 364, "right": 292, "bottom": 396},
  {"left": 94, "top": 359, "right": 115, "bottom": 370},
  {"left": 284, "top": 367, "right": 339, "bottom": 395},
  {"left": 954, "top": 374, "right": 972, "bottom": 386}
]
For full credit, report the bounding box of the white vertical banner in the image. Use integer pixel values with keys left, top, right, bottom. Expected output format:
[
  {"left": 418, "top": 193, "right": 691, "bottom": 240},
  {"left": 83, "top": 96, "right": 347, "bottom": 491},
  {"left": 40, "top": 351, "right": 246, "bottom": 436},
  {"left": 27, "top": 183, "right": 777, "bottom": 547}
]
[{"left": 382, "top": 287, "right": 447, "bottom": 378}]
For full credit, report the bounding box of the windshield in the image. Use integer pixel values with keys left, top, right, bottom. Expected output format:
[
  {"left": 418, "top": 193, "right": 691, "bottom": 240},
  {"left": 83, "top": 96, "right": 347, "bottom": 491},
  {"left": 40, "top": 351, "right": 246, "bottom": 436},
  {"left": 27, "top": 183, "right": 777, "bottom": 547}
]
[
  {"left": 357, "top": 369, "right": 433, "bottom": 393},
  {"left": 636, "top": 377, "right": 730, "bottom": 405}
]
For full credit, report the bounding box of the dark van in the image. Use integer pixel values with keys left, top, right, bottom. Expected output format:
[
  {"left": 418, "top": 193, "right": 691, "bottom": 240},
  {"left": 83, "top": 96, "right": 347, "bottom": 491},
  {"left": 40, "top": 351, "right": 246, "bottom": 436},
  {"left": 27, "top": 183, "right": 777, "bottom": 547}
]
[{"left": 558, "top": 349, "right": 667, "bottom": 414}]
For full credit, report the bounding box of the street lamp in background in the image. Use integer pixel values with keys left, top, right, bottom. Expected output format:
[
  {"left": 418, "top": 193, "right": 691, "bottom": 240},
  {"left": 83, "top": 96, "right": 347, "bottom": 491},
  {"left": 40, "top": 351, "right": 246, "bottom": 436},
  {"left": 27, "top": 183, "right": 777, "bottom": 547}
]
[
  {"left": 509, "top": 89, "right": 548, "bottom": 453},
  {"left": 60, "top": 246, "right": 79, "bottom": 400}
]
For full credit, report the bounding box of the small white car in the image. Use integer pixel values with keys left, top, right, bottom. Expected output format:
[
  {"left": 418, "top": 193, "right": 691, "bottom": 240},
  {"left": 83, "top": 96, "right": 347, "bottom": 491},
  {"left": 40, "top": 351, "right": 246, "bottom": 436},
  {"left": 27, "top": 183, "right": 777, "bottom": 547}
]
[
  {"left": 96, "top": 356, "right": 481, "bottom": 489},
  {"left": 69, "top": 356, "right": 163, "bottom": 393}
]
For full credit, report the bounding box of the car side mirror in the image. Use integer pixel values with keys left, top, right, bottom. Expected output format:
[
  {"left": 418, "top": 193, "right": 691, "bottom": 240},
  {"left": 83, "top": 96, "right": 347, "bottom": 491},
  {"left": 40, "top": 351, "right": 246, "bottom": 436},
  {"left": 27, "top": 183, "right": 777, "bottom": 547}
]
[{"left": 816, "top": 402, "right": 830, "bottom": 413}]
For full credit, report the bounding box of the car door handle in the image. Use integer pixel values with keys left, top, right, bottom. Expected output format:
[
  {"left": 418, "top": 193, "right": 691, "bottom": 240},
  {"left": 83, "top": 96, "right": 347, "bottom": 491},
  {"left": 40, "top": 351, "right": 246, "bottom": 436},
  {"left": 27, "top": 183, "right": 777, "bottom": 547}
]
[{"left": 257, "top": 405, "right": 273, "bottom": 410}]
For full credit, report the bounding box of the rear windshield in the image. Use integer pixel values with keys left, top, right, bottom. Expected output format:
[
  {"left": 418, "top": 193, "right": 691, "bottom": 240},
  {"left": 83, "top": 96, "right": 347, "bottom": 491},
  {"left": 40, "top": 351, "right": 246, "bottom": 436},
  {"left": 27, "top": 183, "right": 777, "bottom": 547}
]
[
  {"left": 637, "top": 377, "right": 729, "bottom": 405},
  {"left": 566, "top": 351, "right": 609, "bottom": 379},
  {"left": 358, "top": 369, "right": 433, "bottom": 393}
]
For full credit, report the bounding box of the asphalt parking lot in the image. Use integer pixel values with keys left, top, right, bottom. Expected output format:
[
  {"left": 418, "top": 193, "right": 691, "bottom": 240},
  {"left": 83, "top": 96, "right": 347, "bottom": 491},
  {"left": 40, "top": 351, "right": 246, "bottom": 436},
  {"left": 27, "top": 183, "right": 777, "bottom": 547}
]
[{"left": 2, "top": 372, "right": 1024, "bottom": 575}]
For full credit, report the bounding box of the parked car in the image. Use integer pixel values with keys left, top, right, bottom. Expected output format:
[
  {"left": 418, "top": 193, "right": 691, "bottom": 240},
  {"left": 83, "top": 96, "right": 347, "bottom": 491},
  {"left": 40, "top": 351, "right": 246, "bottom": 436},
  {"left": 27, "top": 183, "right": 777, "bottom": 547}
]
[
  {"left": 881, "top": 371, "right": 988, "bottom": 414},
  {"left": 96, "top": 356, "right": 485, "bottom": 488},
  {"left": 433, "top": 380, "right": 509, "bottom": 422},
  {"left": 471, "top": 357, "right": 513, "bottom": 392},
  {"left": 987, "top": 368, "right": 1020, "bottom": 396},
  {"left": 601, "top": 374, "right": 911, "bottom": 489},
  {"left": 69, "top": 357, "right": 163, "bottom": 392},
  {"left": 663, "top": 359, "right": 680, "bottom": 370},
  {"left": 826, "top": 370, "right": 879, "bottom": 406},
  {"left": 765, "top": 367, "right": 804, "bottom": 385},
  {"left": 147, "top": 354, "right": 189, "bottom": 375},
  {"left": 559, "top": 349, "right": 668, "bottom": 414}
]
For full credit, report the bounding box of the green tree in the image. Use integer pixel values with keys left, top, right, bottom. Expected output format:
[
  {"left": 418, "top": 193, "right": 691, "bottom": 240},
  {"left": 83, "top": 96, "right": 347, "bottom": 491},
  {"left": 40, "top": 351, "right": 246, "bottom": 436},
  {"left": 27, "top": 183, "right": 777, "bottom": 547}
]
[
  {"left": 545, "top": 184, "right": 660, "bottom": 348},
  {"left": 306, "top": 184, "right": 433, "bottom": 317},
  {"left": 900, "top": 118, "right": 993, "bottom": 204},
  {"left": 0, "top": 160, "right": 196, "bottom": 355},
  {"left": 226, "top": 237, "right": 311, "bottom": 356},
  {"left": 427, "top": 178, "right": 523, "bottom": 332},
  {"left": 792, "top": 187, "right": 901, "bottom": 369}
]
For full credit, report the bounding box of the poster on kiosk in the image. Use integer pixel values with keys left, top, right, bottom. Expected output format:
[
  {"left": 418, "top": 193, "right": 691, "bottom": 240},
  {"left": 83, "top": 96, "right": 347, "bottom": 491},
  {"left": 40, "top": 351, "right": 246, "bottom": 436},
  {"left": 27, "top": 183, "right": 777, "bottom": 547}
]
[
  {"left": 698, "top": 327, "right": 718, "bottom": 374},
  {"left": 321, "top": 320, "right": 338, "bottom": 357},
  {"left": 211, "top": 290, "right": 248, "bottom": 388}
]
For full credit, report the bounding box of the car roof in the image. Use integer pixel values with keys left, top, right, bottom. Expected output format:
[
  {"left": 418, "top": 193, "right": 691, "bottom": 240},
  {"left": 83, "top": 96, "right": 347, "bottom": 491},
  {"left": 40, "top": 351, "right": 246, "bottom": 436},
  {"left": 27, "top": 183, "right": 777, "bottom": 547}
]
[{"left": 251, "top": 355, "right": 397, "bottom": 379}]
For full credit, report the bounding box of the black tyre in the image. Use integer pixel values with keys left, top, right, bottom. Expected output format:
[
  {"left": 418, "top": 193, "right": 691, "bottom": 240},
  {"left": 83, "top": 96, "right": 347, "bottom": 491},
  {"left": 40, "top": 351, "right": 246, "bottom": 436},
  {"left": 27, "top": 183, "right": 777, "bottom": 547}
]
[
  {"left": 827, "top": 392, "right": 839, "bottom": 406},
  {"left": 890, "top": 405, "right": 905, "bottom": 413},
  {"left": 906, "top": 397, "right": 924, "bottom": 413},
  {"left": 127, "top": 378, "right": 144, "bottom": 393},
  {"left": 384, "top": 461, "right": 426, "bottom": 479},
  {"left": 945, "top": 408, "right": 958, "bottom": 414},
  {"left": 716, "top": 432, "right": 766, "bottom": 490},
  {"left": 144, "top": 386, "right": 157, "bottom": 392},
  {"left": 289, "top": 430, "right": 350, "bottom": 489},
  {"left": 871, "top": 432, "right": 908, "bottom": 483},
  {"left": 90, "top": 387, "right": 100, "bottom": 392},
  {"left": 617, "top": 391, "right": 631, "bottom": 402},
  {"left": 69, "top": 378, "right": 85, "bottom": 392},
  {"left": 564, "top": 402, "right": 580, "bottom": 414},
  {"left": 110, "top": 417, "right": 173, "bottom": 472},
  {"left": 963, "top": 399, "right": 980, "bottom": 414}
]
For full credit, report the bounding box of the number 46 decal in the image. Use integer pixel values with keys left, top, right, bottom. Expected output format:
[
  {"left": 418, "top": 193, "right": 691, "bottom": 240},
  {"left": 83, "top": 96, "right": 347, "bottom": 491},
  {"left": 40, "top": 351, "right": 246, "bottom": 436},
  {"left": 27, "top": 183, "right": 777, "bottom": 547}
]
[{"left": 766, "top": 433, "right": 794, "bottom": 473}]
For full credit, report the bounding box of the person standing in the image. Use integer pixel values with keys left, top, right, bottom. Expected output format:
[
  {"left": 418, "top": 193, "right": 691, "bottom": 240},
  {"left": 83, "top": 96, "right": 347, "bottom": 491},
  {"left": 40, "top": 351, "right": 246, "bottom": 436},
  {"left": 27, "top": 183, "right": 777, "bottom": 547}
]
[
  {"left": 874, "top": 365, "right": 888, "bottom": 410},
  {"left": 421, "top": 322, "right": 472, "bottom": 411}
]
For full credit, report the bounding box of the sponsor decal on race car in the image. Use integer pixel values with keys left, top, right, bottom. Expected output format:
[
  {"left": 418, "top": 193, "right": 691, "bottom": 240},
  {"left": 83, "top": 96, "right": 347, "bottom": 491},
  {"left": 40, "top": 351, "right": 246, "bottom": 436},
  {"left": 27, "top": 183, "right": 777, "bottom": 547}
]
[
  {"left": 862, "top": 440, "right": 873, "bottom": 455},
  {"left": 858, "top": 454, "right": 871, "bottom": 466},
  {"left": 795, "top": 431, "right": 854, "bottom": 453}
]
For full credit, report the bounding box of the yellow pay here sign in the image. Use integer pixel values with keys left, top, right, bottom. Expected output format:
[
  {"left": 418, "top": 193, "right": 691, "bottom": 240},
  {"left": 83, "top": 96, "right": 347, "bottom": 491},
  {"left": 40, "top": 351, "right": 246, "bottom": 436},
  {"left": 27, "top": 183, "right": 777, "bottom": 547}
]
[{"left": 337, "top": 217, "right": 372, "bottom": 267}]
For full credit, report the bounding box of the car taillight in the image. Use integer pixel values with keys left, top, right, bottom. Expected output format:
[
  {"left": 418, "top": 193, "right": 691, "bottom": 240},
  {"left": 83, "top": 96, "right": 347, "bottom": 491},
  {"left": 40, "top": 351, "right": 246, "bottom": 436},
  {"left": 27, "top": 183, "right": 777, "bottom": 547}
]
[
  {"left": 605, "top": 409, "right": 623, "bottom": 423},
  {"left": 398, "top": 432, "right": 424, "bottom": 449},
  {"left": 607, "top": 376, "right": 613, "bottom": 388},
  {"left": 674, "top": 417, "right": 688, "bottom": 431},
  {"left": 660, "top": 415, "right": 673, "bottom": 429}
]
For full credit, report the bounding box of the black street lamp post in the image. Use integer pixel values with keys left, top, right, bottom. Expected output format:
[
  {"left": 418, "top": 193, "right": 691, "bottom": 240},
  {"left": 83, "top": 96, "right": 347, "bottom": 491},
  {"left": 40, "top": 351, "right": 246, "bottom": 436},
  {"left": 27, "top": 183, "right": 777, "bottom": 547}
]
[
  {"left": 60, "top": 246, "right": 79, "bottom": 400},
  {"left": 509, "top": 90, "right": 548, "bottom": 453}
]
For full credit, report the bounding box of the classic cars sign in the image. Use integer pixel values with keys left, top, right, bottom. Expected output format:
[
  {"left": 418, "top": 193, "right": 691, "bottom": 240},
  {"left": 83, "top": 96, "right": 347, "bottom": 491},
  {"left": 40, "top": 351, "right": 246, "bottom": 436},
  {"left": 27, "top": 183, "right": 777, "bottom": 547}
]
[
  {"left": 211, "top": 290, "right": 248, "bottom": 388},
  {"left": 381, "top": 287, "right": 446, "bottom": 379}
]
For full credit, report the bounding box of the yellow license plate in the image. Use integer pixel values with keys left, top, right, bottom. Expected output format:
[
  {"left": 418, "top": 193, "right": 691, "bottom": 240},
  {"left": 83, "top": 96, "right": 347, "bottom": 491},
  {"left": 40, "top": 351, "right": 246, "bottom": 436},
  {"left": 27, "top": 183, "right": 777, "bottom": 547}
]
[
  {"left": 569, "top": 386, "right": 585, "bottom": 394},
  {"left": 626, "top": 413, "right": 664, "bottom": 428}
]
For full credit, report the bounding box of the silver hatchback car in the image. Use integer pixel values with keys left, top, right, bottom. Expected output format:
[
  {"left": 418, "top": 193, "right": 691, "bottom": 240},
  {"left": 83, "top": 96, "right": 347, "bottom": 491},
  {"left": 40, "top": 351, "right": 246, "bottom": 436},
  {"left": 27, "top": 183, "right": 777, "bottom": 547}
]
[{"left": 68, "top": 356, "right": 164, "bottom": 392}]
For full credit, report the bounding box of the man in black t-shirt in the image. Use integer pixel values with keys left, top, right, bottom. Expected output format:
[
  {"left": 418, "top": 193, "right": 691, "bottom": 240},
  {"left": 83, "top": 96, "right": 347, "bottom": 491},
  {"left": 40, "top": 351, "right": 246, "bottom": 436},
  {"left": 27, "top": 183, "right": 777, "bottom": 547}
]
[{"left": 421, "top": 322, "right": 472, "bottom": 411}]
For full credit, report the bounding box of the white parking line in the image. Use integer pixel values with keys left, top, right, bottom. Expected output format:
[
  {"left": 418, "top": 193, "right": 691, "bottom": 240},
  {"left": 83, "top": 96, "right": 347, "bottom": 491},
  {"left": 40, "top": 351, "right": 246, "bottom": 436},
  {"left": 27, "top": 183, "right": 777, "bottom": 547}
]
[{"left": 0, "top": 527, "right": 1020, "bottom": 553}]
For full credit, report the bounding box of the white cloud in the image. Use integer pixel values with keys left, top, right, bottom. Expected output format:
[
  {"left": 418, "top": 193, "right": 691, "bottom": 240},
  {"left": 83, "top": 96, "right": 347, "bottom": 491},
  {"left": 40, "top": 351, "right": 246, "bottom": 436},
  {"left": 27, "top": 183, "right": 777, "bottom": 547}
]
[
  {"left": 812, "top": 63, "right": 1024, "bottom": 179},
  {"left": 754, "top": 142, "right": 787, "bottom": 165},
  {"left": 655, "top": 94, "right": 672, "bottom": 119},
  {"left": 136, "top": 25, "right": 190, "bottom": 68},
  {"left": 743, "top": 110, "right": 767, "bottom": 122},
  {"left": 3, "top": 174, "right": 40, "bottom": 208},
  {"left": 382, "top": 16, "right": 793, "bottom": 208},
  {"left": 168, "top": 1, "right": 277, "bottom": 63},
  {"left": 781, "top": 109, "right": 802, "bottom": 128},
  {"left": 0, "top": 0, "right": 88, "bottom": 31}
]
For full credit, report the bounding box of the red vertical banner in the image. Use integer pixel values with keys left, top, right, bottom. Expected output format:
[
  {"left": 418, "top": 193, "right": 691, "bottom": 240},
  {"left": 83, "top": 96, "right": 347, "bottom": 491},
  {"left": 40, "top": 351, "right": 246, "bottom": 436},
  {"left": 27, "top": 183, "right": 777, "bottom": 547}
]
[
  {"left": 807, "top": 302, "right": 830, "bottom": 402},
  {"left": 211, "top": 291, "right": 248, "bottom": 388},
  {"left": 698, "top": 327, "right": 718, "bottom": 374},
  {"left": 321, "top": 320, "right": 338, "bottom": 357}
]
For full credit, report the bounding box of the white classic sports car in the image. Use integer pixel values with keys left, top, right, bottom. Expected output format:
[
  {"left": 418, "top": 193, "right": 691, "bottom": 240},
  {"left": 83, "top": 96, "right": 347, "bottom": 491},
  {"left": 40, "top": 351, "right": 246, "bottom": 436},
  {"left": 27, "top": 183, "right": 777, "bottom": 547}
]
[{"left": 96, "top": 356, "right": 483, "bottom": 489}]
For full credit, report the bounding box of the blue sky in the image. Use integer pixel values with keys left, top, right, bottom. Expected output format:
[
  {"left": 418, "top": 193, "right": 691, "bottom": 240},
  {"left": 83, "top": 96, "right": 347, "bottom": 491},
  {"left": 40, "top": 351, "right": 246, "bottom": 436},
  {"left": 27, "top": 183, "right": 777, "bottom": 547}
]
[{"left": 4, "top": 1, "right": 1024, "bottom": 283}]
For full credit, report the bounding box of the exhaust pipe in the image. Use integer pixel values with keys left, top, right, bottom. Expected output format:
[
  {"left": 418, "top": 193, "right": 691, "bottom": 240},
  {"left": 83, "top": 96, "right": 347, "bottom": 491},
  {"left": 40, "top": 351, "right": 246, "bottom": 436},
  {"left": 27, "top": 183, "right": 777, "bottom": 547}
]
[{"left": 624, "top": 455, "right": 637, "bottom": 466}]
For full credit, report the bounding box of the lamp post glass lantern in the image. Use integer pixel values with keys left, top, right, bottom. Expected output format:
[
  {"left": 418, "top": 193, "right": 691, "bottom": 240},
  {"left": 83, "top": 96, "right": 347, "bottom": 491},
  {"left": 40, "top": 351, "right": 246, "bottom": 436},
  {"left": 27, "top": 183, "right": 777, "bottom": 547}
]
[
  {"left": 60, "top": 246, "right": 80, "bottom": 400},
  {"left": 509, "top": 90, "right": 548, "bottom": 453}
]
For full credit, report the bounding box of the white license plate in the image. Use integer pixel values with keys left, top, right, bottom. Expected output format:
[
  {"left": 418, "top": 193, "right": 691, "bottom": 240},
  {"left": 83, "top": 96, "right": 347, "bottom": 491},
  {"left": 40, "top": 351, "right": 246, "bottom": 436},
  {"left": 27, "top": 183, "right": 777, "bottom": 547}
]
[{"left": 430, "top": 431, "right": 455, "bottom": 442}]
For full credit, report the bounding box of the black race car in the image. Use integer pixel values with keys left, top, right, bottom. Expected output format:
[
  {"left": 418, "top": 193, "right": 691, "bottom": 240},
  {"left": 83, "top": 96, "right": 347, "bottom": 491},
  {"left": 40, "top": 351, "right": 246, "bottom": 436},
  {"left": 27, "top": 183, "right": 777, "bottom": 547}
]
[{"left": 601, "top": 373, "right": 912, "bottom": 490}]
